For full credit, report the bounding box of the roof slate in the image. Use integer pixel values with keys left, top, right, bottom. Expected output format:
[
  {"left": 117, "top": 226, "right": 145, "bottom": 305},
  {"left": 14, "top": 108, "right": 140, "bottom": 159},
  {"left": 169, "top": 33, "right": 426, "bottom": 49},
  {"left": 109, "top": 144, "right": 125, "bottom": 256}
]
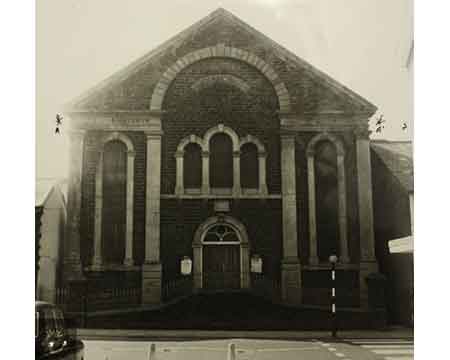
[
  {"left": 66, "top": 8, "right": 376, "bottom": 114},
  {"left": 371, "top": 141, "right": 414, "bottom": 192}
]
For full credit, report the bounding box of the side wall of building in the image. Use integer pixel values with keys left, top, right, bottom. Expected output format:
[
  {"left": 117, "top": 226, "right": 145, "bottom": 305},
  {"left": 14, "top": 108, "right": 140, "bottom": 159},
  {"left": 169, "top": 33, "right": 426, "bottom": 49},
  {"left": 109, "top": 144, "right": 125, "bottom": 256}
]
[{"left": 371, "top": 150, "right": 412, "bottom": 324}]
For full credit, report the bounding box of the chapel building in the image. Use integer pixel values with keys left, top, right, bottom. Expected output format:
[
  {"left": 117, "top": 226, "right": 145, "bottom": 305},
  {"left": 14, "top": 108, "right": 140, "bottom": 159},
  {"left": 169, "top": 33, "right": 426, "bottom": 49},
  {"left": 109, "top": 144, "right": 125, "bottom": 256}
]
[{"left": 62, "top": 8, "right": 383, "bottom": 310}]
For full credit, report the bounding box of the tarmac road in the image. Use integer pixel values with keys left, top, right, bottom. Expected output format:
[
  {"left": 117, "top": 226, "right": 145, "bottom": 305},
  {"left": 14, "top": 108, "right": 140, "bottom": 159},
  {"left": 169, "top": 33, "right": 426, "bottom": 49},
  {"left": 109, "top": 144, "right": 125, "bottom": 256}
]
[{"left": 83, "top": 338, "right": 413, "bottom": 360}]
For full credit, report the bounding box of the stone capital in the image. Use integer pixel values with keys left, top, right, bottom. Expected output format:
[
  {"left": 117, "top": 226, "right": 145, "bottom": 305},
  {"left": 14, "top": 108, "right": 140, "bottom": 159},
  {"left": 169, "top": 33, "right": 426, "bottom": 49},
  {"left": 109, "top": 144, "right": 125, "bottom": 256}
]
[
  {"left": 280, "top": 130, "right": 297, "bottom": 140},
  {"left": 68, "top": 129, "right": 86, "bottom": 141},
  {"left": 258, "top": 151, "right": 267, "bottom": 158},
  {"left": 306, "top": 148, "right": 315, "bottom": 157},
  {"left": 201, "top": 151, "right": 210, "bottom": 158},
  {"left": 145, "top": 130, "right": 164, "bottom": 139},
  {"left": 354, "top": 127, "right": 371, "bottom": 139},
  {"left": 174, "top": 150, "right": 184, "bottom": 158}
]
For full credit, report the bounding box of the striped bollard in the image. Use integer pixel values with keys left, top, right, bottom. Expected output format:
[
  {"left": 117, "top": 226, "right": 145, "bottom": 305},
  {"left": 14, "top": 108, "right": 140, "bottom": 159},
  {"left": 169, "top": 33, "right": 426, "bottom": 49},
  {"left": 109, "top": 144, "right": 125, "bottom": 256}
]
[{"left": 329, "top": 255, "right": 338, "bottom": 338}]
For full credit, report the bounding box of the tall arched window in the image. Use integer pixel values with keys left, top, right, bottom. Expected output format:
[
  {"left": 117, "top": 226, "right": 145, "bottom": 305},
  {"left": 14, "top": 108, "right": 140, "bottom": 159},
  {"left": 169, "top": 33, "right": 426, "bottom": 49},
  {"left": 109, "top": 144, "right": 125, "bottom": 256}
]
[
  {"left": 210, "top": 133, "right": 233, "bottom": 188},
  {"left": 102, "top": 140, "right": 127, "bottom": 264},
  {"left": 315, "top": 141, "right": 339, "bottom": 261},
  {"left": 184, "top": 143, "right": 202, "bottom": 189},
  {"left": 240, "top": 143, "right": 259, "bottom": 189}
]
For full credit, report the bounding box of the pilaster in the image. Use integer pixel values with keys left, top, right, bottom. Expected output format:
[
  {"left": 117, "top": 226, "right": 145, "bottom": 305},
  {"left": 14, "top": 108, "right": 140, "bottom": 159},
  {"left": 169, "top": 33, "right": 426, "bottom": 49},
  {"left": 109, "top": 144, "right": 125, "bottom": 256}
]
[
  {"left": 92, "top": 152, "right": 103, "bottom": 268},
  {"left": 174, "top": 151, "right": 184, "bottom": 195},
  {"left": 142, "top": 121, "right": 163, "bottom": 305},
  {"left": 201, "top": 151, "right": 210, "bottom": 194},
  {"left": 337, "top": 153, "right": 349, "bottom": 263},
  {"left": 307, "top": 154, "right": 319, "bottom": 265},
  {"left": 124, "top": 150, "right": 135, "bottom": 266},
  {"left": 355, "top": 128, "right": 376, "bottom": 262},
  {"left": 63, "top": 129, "right": 86, "bottom": 280},
  {"left": 233, "top": 150, "right": 241, "bottom": 196},
  {"left": 258, "top": 151, "right": 268, "bottom": 195},
  {"left": 280, "top": 131, "right": 301, "bottom": 304},
  {"left": 355, "top": 127, "right": 378, "bottom": 308},
  {"left": 193, "top": 244, "right": 203, "bottom": 289}
]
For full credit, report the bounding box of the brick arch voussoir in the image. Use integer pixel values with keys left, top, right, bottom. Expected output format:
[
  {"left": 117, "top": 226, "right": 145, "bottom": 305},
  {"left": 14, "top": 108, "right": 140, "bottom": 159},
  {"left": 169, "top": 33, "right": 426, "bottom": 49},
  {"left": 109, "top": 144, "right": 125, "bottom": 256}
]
[
  {"left": 306, "top": 132, "right": 345, "bottom": 157},
  {"left": 150, "top": 44, "right": 291, "bottom": 112}
]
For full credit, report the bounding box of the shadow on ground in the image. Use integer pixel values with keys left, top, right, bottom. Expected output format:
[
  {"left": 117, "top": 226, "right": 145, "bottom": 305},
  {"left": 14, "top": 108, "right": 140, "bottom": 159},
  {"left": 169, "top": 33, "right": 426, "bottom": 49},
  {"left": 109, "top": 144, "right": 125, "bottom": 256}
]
[{"left": 85, "top": 293, "right": 380, "bottom": 330}]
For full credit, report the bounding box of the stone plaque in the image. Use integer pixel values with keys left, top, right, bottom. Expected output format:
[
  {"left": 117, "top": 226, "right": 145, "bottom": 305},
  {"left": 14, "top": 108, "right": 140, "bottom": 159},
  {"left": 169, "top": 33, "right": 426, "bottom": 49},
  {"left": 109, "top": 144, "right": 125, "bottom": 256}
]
[{"left": 214, "top": 200, "right": 230, "bottom": 213}]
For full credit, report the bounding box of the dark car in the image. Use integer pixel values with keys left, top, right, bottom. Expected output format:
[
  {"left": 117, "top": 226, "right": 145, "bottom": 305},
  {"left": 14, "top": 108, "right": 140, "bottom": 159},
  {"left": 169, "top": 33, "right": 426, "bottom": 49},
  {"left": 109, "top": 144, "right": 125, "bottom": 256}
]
[{"left": 35, "top": 301, "right": 84, "bottom": 360}]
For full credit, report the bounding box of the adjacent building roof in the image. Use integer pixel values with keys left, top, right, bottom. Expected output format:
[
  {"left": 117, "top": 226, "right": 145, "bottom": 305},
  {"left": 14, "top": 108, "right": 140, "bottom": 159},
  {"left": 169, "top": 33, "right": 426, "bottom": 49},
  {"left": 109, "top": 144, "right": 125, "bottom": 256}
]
[
  {"left": 35, "top": 178, "right": 68, "bottom": 207},
  {"left": 388, "top": 236, "right": 413, "bottom": 254},
  {"left": 371, "top": 140, "right": 413, "bottom": 192}
]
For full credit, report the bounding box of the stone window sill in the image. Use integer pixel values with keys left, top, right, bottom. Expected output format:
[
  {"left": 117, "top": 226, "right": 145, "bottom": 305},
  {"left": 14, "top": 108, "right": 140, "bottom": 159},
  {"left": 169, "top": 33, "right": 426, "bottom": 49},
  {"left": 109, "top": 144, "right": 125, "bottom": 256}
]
[
  {"left": 302, "top": 263, "right": 359, "bottom": 270},
  {"left": 84, "top": 264, "right": 140, "bottom": 272}
]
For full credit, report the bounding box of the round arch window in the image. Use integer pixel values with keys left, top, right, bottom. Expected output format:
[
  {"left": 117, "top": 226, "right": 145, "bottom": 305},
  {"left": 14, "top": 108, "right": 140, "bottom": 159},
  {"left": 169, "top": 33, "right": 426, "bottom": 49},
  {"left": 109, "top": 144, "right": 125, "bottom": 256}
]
[{"left": 203, "top": 224, "right": 240, "bottom": 243}]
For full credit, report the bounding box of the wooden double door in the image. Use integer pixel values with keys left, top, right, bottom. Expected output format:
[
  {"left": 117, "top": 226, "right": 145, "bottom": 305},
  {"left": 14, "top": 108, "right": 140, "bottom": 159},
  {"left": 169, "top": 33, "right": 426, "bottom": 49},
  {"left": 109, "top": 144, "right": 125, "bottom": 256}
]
[{"left": 203, "top": 245, "right": 241, "bottom": 290}]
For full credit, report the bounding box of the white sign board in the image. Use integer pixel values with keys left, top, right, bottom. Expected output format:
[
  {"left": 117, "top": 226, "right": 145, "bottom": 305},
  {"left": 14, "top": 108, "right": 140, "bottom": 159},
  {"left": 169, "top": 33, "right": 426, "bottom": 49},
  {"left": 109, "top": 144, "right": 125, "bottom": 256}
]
[
  {"left": 181, "top": 257, "right": 192, "bottom": 275},
  {"left": 251, "top": 255, "right": 263, "bottom": 273}
]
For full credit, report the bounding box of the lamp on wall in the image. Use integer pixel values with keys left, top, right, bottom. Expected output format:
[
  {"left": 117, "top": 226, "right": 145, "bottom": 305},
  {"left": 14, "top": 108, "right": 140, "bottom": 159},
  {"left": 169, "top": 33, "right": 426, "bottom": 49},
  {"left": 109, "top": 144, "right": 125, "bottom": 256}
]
[{"left": 180, "top": 256, "right": 192, "bottom": 276}]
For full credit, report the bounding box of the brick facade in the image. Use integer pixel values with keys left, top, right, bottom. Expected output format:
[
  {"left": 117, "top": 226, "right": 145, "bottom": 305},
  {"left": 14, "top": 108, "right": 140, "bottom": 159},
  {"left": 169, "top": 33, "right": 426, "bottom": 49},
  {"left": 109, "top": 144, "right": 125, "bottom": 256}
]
[{"left": 63, "top": 8, "right": 381, "bottom": 311}]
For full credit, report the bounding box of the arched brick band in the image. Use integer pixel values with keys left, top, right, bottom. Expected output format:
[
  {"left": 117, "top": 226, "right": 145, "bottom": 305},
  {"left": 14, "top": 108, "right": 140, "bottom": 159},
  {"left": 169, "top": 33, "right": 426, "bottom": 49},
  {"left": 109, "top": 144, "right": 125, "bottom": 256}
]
[
  {"left": 150, "top": 44, "right": 291, "bottom": 112},
  {"left": 191, "top": 74, "right": 250, "bottom": 93}
]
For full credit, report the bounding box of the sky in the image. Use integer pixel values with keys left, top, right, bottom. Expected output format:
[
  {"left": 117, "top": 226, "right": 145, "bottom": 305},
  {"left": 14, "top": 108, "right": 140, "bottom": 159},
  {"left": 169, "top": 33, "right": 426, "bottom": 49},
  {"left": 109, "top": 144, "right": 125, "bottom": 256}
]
[{"left": 36, "top": 0, "right": 413, "bottom": 179}]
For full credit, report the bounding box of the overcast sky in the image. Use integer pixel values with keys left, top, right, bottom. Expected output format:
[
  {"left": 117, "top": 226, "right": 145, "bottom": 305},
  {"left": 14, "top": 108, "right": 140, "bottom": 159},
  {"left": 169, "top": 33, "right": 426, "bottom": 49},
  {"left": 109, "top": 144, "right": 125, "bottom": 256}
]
[{"left": 36, "top": 0, "right": 413, "bottom": 179}]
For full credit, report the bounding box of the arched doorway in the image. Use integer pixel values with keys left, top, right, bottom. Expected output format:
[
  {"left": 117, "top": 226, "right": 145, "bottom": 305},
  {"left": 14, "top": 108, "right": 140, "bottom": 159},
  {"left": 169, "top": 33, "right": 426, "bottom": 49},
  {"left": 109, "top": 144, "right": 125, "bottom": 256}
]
[{"left": 193, "top": 216, "right": 250, "bottom": 291}]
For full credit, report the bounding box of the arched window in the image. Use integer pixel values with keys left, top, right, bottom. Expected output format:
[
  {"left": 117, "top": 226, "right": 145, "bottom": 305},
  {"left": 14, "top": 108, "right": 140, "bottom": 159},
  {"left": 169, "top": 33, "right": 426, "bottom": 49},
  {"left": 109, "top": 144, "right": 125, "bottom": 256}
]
[
  {"left": 210, "top": 133, "right": 233, "bottom": 188},
  {"left": 240, "top": 143, "right": 259, "bottom": 189},
  {"left": 184, "top": 143, "right": 202, "bottom": 189},
  {"left": 315, "top": 141, "right": 339, "bottom": 261},
  {"left": 102, "top": 140, "right": 127, "bottom": 264},
  {"left": 203, "top": 225, "right": 240, "bottom": 243}
]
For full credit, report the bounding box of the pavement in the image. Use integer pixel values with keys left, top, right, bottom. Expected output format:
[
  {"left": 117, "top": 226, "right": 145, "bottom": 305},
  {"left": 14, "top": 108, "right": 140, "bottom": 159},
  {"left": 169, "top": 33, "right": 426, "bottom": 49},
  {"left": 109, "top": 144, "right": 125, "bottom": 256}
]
[
  {"left": 82, "top": 338, "right": 414, "bottom": 360},
  {"left": 76, "top": 327, "right": 413, "bottom": 341}
]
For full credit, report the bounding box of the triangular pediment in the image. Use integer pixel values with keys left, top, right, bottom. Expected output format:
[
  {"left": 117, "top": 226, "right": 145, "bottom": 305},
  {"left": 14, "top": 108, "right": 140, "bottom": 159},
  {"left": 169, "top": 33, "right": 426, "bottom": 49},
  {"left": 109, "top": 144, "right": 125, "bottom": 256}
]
[{"left": 66, "top": 8, "right": 376, "bottom": 115}]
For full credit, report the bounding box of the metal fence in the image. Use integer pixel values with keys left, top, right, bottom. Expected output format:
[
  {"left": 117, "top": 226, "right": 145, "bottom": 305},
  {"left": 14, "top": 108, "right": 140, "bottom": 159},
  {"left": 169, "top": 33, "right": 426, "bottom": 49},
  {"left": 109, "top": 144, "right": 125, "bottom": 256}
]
[
  {"left": 251, "top": 273, "right": 281, "bottom": 302},
  {"left": 162, "top": 276, "right": 193, "bottom": 302},
  {"left": 56, "top": 283, "right": 141, "bottom": 313}
]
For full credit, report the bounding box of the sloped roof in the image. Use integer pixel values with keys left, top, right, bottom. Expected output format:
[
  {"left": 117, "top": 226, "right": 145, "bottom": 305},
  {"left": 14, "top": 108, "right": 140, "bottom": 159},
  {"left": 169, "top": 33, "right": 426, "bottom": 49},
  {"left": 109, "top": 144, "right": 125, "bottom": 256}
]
[
  {"left": 35, "top": 178, "right": 68, "bottom": 207},
  {"left": 371, "top": 141, "right": 413, "bottom": 192},
  {"left": 66, "top": 8, "right": 376, "bottom": 114}
]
